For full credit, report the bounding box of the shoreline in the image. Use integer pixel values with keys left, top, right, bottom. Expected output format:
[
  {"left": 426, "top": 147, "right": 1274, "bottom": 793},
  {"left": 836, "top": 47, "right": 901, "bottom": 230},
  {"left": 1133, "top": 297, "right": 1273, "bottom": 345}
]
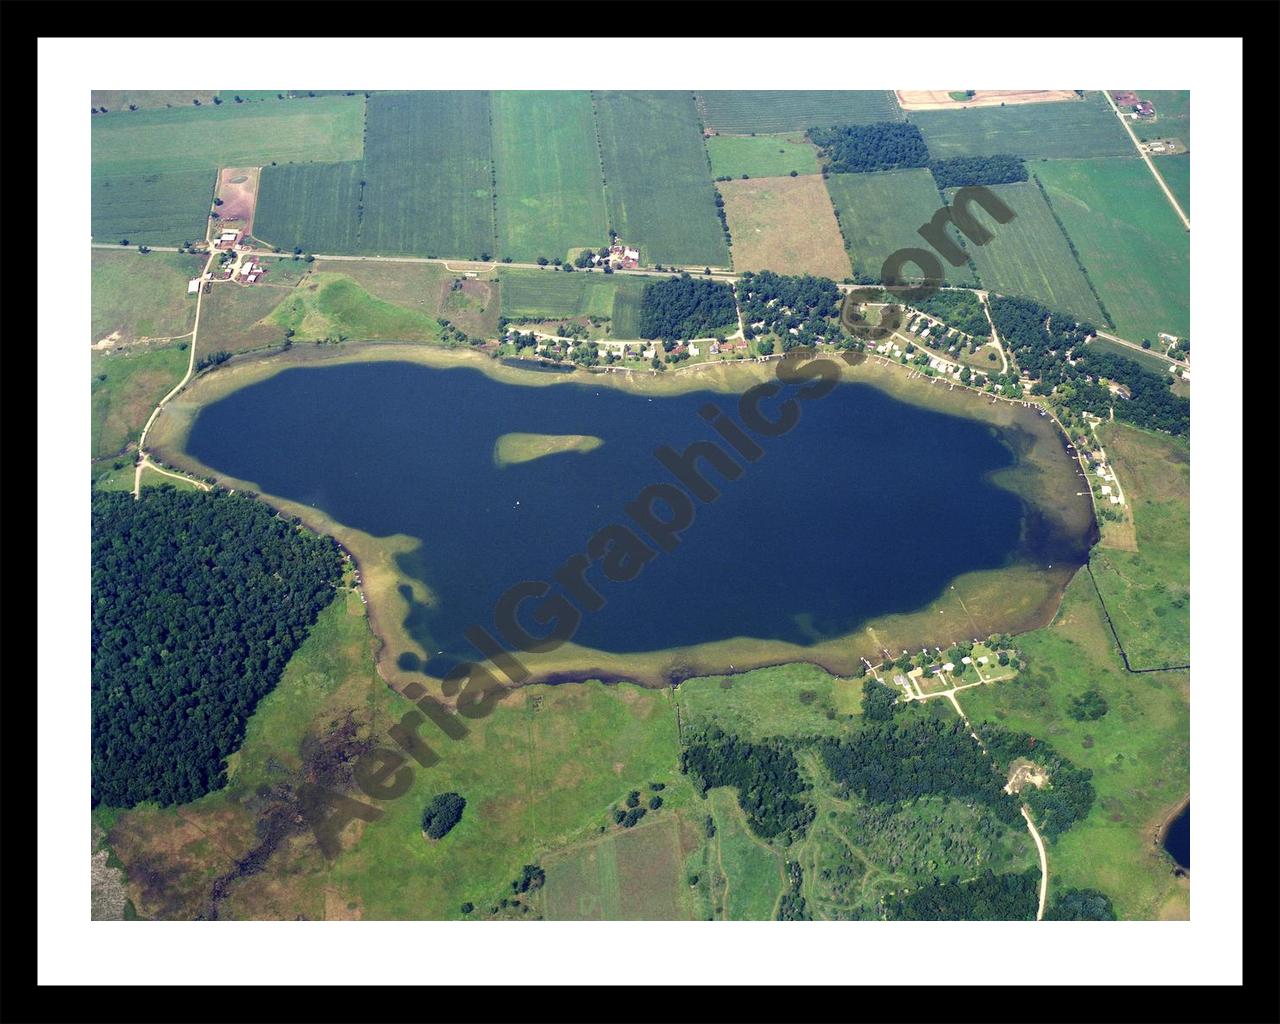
[{"left": 1154, "top": 793, "right": 1191, "bottom": 873}]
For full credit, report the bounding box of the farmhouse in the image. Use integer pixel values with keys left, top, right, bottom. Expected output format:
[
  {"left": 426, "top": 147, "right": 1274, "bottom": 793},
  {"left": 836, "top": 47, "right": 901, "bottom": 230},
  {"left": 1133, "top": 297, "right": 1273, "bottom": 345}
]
[{"left": 215, "top": 229, "right": 242, "bottom": 250}]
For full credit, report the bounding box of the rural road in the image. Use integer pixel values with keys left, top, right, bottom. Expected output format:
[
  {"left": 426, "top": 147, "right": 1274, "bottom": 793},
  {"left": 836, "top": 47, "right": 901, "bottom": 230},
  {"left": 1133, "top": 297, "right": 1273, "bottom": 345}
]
[
  {"left": 1094, "top": 330, "right": 1188, "bottom": 369},
  {"left": 1022, "top": 806, "right": 1049, "bottom": 921},
  {"left": 1102, "top": 90, "right": 1190, "bottom": 231}
]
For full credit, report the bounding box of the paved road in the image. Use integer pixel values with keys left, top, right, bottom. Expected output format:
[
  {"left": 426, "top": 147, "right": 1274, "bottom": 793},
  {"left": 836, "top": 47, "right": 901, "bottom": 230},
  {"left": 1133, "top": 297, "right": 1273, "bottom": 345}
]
[
  {"left": 1102, "top": 90, "right": 1191, "bottom": 230},
  {"left": 1094, "top": 330, "right": 1189, "bottom": 369}
]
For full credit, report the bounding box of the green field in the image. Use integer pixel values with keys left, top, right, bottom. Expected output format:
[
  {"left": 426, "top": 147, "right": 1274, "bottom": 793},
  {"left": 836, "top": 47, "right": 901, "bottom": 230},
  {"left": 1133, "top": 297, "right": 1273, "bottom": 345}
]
[
  {"left": 91, "top": 95, "right": 365, "bottom": 174},
  {"left": 91, "top": 169, "right": 216, "bottom": 247},
  {"left": 594, "top": 91, "right": 730, "bottom": 267},
  {"left": 824, "top": 169, "right": 977, "bottom": 286},
  {"left": 266, "top": 273, "right": 442, "bottom": 343},
  {"left": 1134, "top": 90, "right": 1190, "bottom": 148},
  {"left": 92, "top": 346, "right": 189, "bottom": 459},
  {"left": 706, "top": 134, "right": 820, "bottom": 179},
  {"left": 707, "top": 787, "right": 785, "bottom": 919},
  {"left": 252, "top": 161, "right": 364, "bottom": 253},
  {"left": 1089, "top": 423, "right": 1190, "bottom": 668},
  {"left": 359, "top": 92, "right": 497, "bottom": 259},
  {"left": 676, "top": 663, "right": 861, "bottom": 741},
  {"left": 1154, "top": 154, "right": 1190, "bottom": 216},
  {"left": 908, "top": 92, "right": 1133, "bottom": 159},
  {"left": 1085, "top": 337, "right": 1178, "bottom": 375},
  {"left": 957, "top": 180, "right": 1104, "bottom": 326},
  {"left": 1033, "top": 159, "right": 1189, "bottom": 342},
  {"left": 696, "top": 91, "right": 903, "bottom": 134},
  {"left": 92, "top": 91, "right": 220, "bottom": 111},
  {"left": 492, "top": 91, "right": 609, "bottom": 263},
  {"left": 498, "top": 267, "right": 650, "bottom": 323},
  {"left": 92, "top": 250, "right": 205, "bottom": 343}
]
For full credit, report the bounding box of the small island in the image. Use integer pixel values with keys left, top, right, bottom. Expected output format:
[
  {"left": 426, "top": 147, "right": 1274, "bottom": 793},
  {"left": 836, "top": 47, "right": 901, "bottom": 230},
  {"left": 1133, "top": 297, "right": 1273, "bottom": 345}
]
[{"left": 493, "top": 432, "right": 604, "bottom": 468}]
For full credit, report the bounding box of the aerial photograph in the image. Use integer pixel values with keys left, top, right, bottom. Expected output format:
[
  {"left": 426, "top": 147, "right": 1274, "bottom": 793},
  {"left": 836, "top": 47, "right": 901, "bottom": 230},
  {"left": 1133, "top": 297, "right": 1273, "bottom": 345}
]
[{"left": 87, "top": 85, "right": 1192, "bottom": 925}]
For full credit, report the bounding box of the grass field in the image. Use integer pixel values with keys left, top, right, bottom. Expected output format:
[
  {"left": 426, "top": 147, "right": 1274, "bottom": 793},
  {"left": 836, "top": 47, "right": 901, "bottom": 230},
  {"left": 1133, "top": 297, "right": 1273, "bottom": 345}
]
[
  {"left": 696, "top": 91, "right": 903, "bottom": 134},
  {"left": 92, "top": 346, "right": 189, "bottom": 459},
  {"left": 359, "top": 92, "right": 497, "bottom": 259},
  {"left": 92, "top": 91, "right": 220, "bottom": 111},
  {"left": 492, "top": 91, "right": 609, "bottom": 263},
  {"left": 1085, "top": 337, "right": 1178, "bottom": 375},
  {"left": 676, "top": 663, "right": 861, "bottom": 742},
  {"left": 322, "top": 260, "right": 498, "bottom": 340},
  {"left": 91, "top": 250, "right": 205, "bottom": 343},
  {"left": 498, "top": 266, "right": 651, "bottom": 326},
  {"left": 91, "top": 168, "right": 216, "bottom": 247},
  {"left": 908, "top": 92, "right": 1133, "bottom": 159},
  {"left": 719, "top": 175, "right": 853, "bottom": 279},
  {"left": 1033, "top": 159, "right": 1189, "bottom": 342},
  {"left": 1154, "top": 154, "right": 1190, "bottom": 217},
  {"left": 195, "top": 279, "right": 298, "bottom": 354},
  {"left": 252, "top": 161, "right": 364, "bottom": 253},
  {"left": 823, "top": 169, "right": 977, "bottom": 286},
  {"left": 706, "top": 134, "right": 821, "bottom": 179},
  {"left": 91, "top": 95, "right": 365, "bottom": 174},
  {"left": 707, "top": 787, "right": 785, "bottom": 919},
  {"left": 1134, "top": 90, "right": 1190, "bottom": 148},
  {"left": 957, "top": 180, "right": 1104, "bottom": 326},
  {"left": 594, "top": 91, "right": 730, "bottom": 267},
  {"left": 266, "top": 273, "right": 442, "bottom": 343},
  {"left": 1089, "top": 423, "right": 1189, "bottom": 668}
]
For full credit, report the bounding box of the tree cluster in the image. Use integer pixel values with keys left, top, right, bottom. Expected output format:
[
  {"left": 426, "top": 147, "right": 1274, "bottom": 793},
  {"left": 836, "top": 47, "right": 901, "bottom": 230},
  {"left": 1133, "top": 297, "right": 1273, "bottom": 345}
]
[
  {"left": 92, "top": 489, "right": 342, "bottom": 808},
  {"left": 884, "top": 868, "right": 1039, "bottom": 921},
  {"left": 737, "top": 270, "right": 843, "bottom": 351},
  {"left": 929, "top": 155, "right": 1028, "bottom": 189},
  {"left": 809, "top": 122, "right": 931, "bottom": 174},
  {"left": 1067, "top": 688, "right": 1109, "bottom": 721},
  {"left": 681, "top": 727, "right": 814, "bottom": 840},
  {"left": 979, "top": 726, "right": 1097, "bottom": 839},
  {"left": 421, "top": 792, "right": 466, "bottom": 839},
  {"left": 637, "top": 274, "right": 738, "bottom": 341},
  {"left": 909, "top": 289, "right": 991, "bottom": 338},
  {"left": 1044, "top": 887, "right": 1117, "bottom": 920}
]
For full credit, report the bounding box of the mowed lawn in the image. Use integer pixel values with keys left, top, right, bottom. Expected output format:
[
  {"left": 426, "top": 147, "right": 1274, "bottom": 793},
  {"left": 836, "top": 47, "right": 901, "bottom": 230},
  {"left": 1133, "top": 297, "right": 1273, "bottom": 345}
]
[
  {"left": 492, "top": 91, "right": 609, "bottom": 263},
  {"left": 824, "top": 169, "right": 977, "bottom": 286},
  {"left": 1033, "top": 159, "right": 1190, "bottom": 342},
  {"left": 91, "top": 250, "right": 205, "bottom": 343},
  {"left": 92, "top": 346, "right": 189, "bottom": 459},
  {"left": 706, "top": 134, "right": 820, "bottom": 179},
  {"left": 594, "top": 91, "right": 730, "bottom": 268},
  {"left": 907, "top": 92, "right": 1133, "bottom": 159},
  {"left": 719, "top": 175, "right": 852, "bottom": 279},
  {"left": 696, "top": 90, "right": 903, "bottom": 134},
  {"left": 91, "top": 168, "right": 216, "bottom": 247},
  {"left": 359, "top": 92, "right": 497, "bottom": 259},
  {"left": 957, "top": 180, "right": 1104, "bottom": 326},
  {"left": 252, "top": 161, "right": 365, "bottom": 253}
]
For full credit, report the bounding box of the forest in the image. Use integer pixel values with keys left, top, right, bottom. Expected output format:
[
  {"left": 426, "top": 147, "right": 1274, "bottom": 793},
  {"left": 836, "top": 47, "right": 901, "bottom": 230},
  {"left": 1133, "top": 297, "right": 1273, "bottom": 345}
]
[
  {"left": 1071, "top": 349, "right": 1190, "bottom": 437},
  {"left": 884, "top": 867, "right": 1039, "bottom": 921},
  {"left": 736, "top": 270, "right": 843, "bottom": 351},
  {"left": 978, "top": 725, "right": 1097, "bottom": 839},
  {"left": 908, "top": 288, "right": 991, "bottom": 338},
  {"left": 680, "top": 727, "right": 815, "bottom": 840},
  {"left": 637, "top": 274, "right": 738, "bottom": 341},
  {"left": 929, "top": 154, "right": 1028, "bottom": 189},
  {"left": 809, "top": 122, "right": 930, "bottom": 174},
  {"left": 91, "top": 488, "right": 342, "bottom": 808}
]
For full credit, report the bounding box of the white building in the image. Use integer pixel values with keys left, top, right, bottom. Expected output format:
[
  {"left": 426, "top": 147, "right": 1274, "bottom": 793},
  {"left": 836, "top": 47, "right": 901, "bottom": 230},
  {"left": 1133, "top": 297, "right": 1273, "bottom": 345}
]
[{"left": 187, "top": 279, "right": 201, "bottom": 294}]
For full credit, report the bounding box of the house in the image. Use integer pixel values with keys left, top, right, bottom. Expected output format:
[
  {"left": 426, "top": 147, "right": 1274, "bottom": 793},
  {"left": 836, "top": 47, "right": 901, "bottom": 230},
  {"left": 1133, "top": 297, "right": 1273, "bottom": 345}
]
[
  {"left": 215, "top": 229, "right": 242, "bottom": 250},
  {"left": 187, "top": 279, "right": 201, "bottom": 295},
  {"left": 1101, "top": 484, "right": 1112, "bottom": 495},
  {"left": 1110, "top": 495, "right": 1122, "bottom": 505},
  {"left": 624, "top": 247, "right": 639, "bottom": 262},
  {"left": 688, "top": 343, "right": 700, "bottom": 357}
]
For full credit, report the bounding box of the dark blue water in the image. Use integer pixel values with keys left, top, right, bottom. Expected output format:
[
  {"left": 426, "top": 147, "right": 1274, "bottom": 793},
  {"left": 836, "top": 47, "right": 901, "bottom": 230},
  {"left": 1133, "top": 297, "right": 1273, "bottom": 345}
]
[
  {"left": 186, "top": 362, "right": 1087, "bottom": 673},
  {"left": 1164, "top": 804, "right": 1190, "bottom": 870}
]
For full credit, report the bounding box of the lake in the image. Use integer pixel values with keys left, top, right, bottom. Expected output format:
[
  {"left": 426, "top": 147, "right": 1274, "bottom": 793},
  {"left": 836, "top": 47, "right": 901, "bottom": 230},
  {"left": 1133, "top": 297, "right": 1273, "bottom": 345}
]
[
  {"left": 1163, "top": 803, "right": 1190, "bottom": 871},
  {"left": 185, "top": 360, "right": 1094, "bottom": 677}
]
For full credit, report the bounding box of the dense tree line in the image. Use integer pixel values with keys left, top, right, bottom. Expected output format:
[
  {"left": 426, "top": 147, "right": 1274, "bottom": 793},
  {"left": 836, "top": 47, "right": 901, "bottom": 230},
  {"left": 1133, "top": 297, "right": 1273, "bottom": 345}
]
[
  {"left": 637, "top": 274, "right": 738, "bottom": 341},
  {"left": 92, "top": 488, "right": 342, "bottom": 808},
  {"left": 421, "top": 792, "right": 466, "bottom": 839},
  {"left": 809, "top": 122, "right": 930, "bottom": 174},
  {"left": 737, "top": 270, "right": 843, "bottom": 351},
  {"left": 909, "top": 289, "right": 991, "bottom": 338},
  {"left": 987, "top": 295, "right": 1097, "bottom": 383},
  {"left": 820, "top": 713, "right": 1022, "bottom": 827},
  {"left": 883, "top": 868, "right": 1039, "bottom": 921},
  {"left": 1072, "top": 349, "right": 1190, "bottom": 436},
  {"left": 1045, "top": 887, "right": 1117, "bottom": 920},
  {"left": 681, "top": 727, "right": 814, "bottom": 840},
  {"left": 929, "top": 155, "right": 1028, "bottom": 189},
  {"left": 978, "top": 725, "right": 1096, "bottom": 839},
  {"left": 861, "top": 679, "right": 899, "bottom": 721}
]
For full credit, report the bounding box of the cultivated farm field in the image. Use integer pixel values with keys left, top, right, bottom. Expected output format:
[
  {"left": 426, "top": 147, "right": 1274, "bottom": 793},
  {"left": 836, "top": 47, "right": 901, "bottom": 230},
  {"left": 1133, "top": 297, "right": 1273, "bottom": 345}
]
[
  {"left": 594, "top": 91, "right": 730, "bottom": 268},
  {"left": 908, "top": 92, "right": 1133, "bottom": 159},
  {"left": 498, "top": 267, "right": 651, "bottom": 326},
  {"left": 491, "top": 91, "right": 610, "bottom": 263},
  {"left": 719, "top": 175, "right": 853, "bottom": 280},
  {"left": 91, "top": 168, "right": 216, "bottom": 247},
  {"left": 1154, "top": 154, "right": 1190, "bottom": 216},
  {"left": 1033, "top": 159, "right": 1190, "bottom": 342},
  {"left": 957, "top": 180, "right": 1105, "bottom": 327},
  {"left": 251, "top": 161, "right": 364, "bottom": 254},
  {"left": 823, "top": 169, "right": 977, "bottom": 286},
  {"left": 696, "top": 90, "right": 903, "bottom": 134}
]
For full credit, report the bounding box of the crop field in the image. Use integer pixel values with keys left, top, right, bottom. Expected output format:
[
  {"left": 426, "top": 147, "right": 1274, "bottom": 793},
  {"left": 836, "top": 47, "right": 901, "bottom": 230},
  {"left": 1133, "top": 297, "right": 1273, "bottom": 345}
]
[
  {"left": 491, "top": 91, "right": 609, "bottom": 263},
  {"left": 91, "top": 250, "right": 205, "bottom": 344},
  {"left": 92, "top": 346, "right": 190, "bottom": 459},
  {"left": 696, "top": 91, "right": 903, "bottom": 134},
  {"left": 498, "top": 267, "right": 650, "bottom": 326},
  {"left": 705, "top": 134, "right": 821, "bottom": 179},
  {"left": 1033, "top": 159, "right": 1189, "bottom": 342},
  {"left": 1154, "top": 154, "right": 1190, "bottom": 216},
  {"left": 719, "top": 175, "right": 853, "bottom": 279},
  {"left": 91, "top": 95, "right": 365, "bottom": 174},
  {"left": 594, "top": 91, "right": 730, "bottom": 268},
  {"left": 359, "top": 92, "right": 497, "bottom": 259},
  {"left": 91, "top": 168, "right": 216, "bottom": 247},
  {"left": 956, "top": 180, "right": 1104, "bottom": 326},
  {"left": 92, "top": 91, "right": 220, "bottom": 111},
  {"left": 907, "top": 92, "right": 1134, "bottom": 159},
  {"left": 824, "top": 169, "right": 977, "bottom": 286},
  {"left": 251, "top": 161, "right": 364, "bottom": 253}
]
